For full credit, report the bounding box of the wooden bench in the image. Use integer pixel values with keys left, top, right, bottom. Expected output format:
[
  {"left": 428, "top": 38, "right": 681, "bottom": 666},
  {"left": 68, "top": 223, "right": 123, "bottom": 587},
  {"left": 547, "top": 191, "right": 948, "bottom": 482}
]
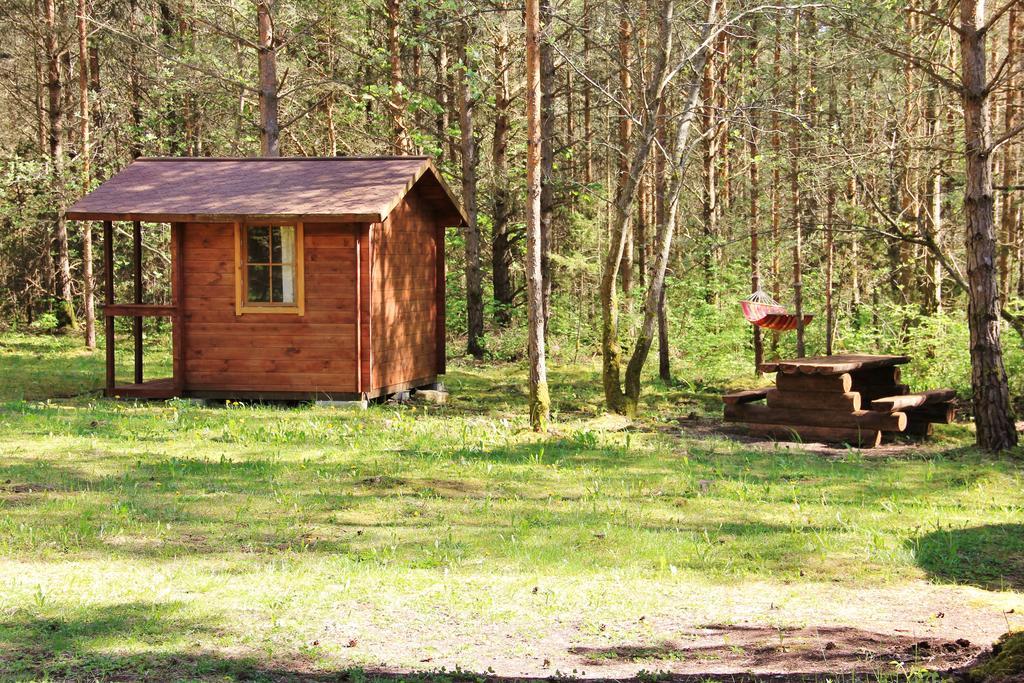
[
  {"left": 869, "top": 389, "right": 956, "bottom": 412},
  {"left": 722, "top": 388, "right": 770, "bottom": 406}
]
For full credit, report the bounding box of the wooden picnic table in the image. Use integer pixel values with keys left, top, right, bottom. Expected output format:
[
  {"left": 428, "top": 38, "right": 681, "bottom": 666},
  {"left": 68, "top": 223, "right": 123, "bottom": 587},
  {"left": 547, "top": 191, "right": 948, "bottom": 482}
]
[
  {"left": 723, "top": 353, "right": 955, "bottom": 448},
  {"left": 759, "top": 353, "right": 910, "bottom": 376}
]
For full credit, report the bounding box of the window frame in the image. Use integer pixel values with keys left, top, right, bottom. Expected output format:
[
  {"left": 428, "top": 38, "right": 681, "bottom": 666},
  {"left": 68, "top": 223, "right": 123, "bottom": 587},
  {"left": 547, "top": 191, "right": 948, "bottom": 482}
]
[{"left": 234, "top": 220, "right": 305, "bottom": 316}]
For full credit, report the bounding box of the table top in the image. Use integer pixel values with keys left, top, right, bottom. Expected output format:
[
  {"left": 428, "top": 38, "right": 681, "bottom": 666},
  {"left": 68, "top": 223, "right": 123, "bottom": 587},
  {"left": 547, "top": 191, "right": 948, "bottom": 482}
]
[{"left": 759, "top": 353, "right": 911, "bottom": 376}]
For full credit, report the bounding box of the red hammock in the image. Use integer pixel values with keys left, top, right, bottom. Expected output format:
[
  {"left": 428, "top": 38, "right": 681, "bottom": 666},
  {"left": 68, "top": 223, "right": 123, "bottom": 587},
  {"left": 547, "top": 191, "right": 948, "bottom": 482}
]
[{"left": 740, "top": 291, "right": 814, "bottom": 332}]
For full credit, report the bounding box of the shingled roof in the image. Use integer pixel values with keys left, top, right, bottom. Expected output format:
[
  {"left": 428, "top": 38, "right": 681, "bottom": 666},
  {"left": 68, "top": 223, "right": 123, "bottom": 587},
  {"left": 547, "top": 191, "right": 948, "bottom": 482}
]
[{"left": 66, "top": 156, "right": 467, "bottom": 226}]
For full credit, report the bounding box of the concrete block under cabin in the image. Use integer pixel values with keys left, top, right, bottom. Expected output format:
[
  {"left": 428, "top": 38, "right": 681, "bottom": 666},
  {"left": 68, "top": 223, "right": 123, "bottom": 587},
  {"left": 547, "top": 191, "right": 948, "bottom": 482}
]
[{"left": 66, "top": 156, "right": 468, "bottom": 402}]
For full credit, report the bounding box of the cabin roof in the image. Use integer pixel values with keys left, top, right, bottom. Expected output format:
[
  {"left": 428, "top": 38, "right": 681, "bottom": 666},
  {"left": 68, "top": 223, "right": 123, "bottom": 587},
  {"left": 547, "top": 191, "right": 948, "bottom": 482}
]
[{"left": 65, "top": 156, "right": 468, "bottom": 226}]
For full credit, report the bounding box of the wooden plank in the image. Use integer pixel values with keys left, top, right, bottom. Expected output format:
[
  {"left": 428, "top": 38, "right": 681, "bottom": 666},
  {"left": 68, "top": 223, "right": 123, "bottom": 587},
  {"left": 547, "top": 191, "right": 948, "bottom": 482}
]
[
  {"left": 856, "top": 384, "right": 910, "bottom": 402},
  {"left": 103, "top": 304, "right": 177, "bottom": 317},
  {"left": 111, "top": 378, "right": 176, "bottom": 399},
  {"left": 187, "top": 358, "right": 357, "bottom": 373},
  {"left": 776, "top": 373, "right": 852, "bottom": 393},
  {"left": 133, "top": 220, "right": 143, "bottom": 384},
  {"left": 355, "top": 235, "right": 362, "bottom": 394},
  {"left": 760, "top": 353, "right": 911, "bottom": 376},
  {"left": 735, "top": 422, "right": 883, "bottom": 448},
  {"left": 850, "top": 366, "right": 901, "bottom": 385},
  {"left": 725, "top": 403, "right": 907, "bottom": 432},
  {"left": 904, "top": 403, "right": 957, "bottom": 424},
  {"left": 903, "top": 421, "right": 935, "bottom": 437},
  {"left": 171, "top": 222, "right": 186, "bottom": 395},
  {"left": 361, "top": 222, "right": 373, "bottom": 392},
  {"left": 103, "top": 220, "right": 115, "bottom": 395},
  {"left": 722, "top": 388, "right": 770, "bottom": 406},
  {"left": 185, "top": 346, "right": 357, "bottom": 362},
  {"left": 870, "top": 389, "right": 956, "bottom": 412},
  {"left": 184, "top": 331, "right": 356, "bottom": 348},
  {"left": 766, "top": 388, "right": 862, "bottom": 411},
  {"left": 185, "top": 373, "right": 357, "bottom": 391}
]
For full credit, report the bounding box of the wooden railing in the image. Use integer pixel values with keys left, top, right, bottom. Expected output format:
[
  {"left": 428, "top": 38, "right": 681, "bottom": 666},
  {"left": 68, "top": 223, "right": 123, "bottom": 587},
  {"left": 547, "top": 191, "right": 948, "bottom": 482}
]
[{"left": 103, "top": 220, "right": 184, "bottom": 398}]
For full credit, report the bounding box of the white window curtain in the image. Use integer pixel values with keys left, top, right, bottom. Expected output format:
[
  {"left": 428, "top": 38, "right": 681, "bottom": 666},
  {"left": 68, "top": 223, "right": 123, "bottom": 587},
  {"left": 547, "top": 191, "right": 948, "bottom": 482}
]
[{"left": 280, "top": 226, "right": 296, "bottom": 304}]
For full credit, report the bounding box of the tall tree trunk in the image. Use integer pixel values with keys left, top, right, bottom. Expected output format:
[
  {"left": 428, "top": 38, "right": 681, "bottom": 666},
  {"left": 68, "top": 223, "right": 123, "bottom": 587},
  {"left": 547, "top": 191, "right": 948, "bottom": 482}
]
[
  {"left": 78, "top": 0, "right": 94, "bottom": 349},
  {"left": 769, "top": 17, "right": 782, "bottom": 353},
  {"left": 825, "top": 77, "right": 837, "bottom": 356},
  {"left": 960, "top": 0, "right": 1017, "bottom": 451},
  {"left": 435, "top": 42, "right": 450, "bottom": 162},
  {"left": 600, "top": 0, "right": 676, "bottom": 413},
  {"left": 999, "top": 7, "right": 1020, "bottom": 300},
  {"left": 790, "top": 10, "right": 804, "bottom": 357},
  {"left": 748, "top": 20, "right": 763, "bottom": 372},
  {"left": 582, "top": 0, "right": 593, "bottom": 185},
  {"left": 923, "top": 86, "right": 944, "bottom": 313},
  {"left": 492, "top": 24, "right": 515, "bottom": 326},
  {"left": 457, "top": 23, "right": 484, "bottom": 358},
  {"left": 618, "top": 5, "right": 634, "bottom": 296},
  {"left": 386, "top": 0, "right": 412, "bottom": 154},
  {"left": 256, "top": 0, "right": 279, "bottom": 157},
  {"left": 655, "top": 100, "right": 670, "bottom": 382},
  {"left": 622, "top": 0, "right": 718, "bottom": 408},
  {"left": 45, "top": 0, "right": 77, "bottom": 332},
  {"left": 699, "top": 21, "right": 719, "bottom": 302},
  {"left": 540, "top": 0, "right": 555, "bottom": 331},
  {"left": 525, "top": 0, "right": 551, "bottom": 431}
]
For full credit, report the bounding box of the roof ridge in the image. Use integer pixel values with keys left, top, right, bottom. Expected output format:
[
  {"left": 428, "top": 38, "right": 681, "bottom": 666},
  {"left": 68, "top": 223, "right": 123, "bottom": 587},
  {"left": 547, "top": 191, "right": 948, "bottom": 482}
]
[{"left": 135, "top": 156, "right": 431, "bottom": 162}]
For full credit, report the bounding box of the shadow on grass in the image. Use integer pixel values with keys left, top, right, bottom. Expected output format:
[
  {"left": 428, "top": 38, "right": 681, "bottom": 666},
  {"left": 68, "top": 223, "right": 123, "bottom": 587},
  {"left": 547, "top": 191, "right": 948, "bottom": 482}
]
[
  {"left": 912, "top": 523, "right": 1024, "bottom": 591},
  {"left": 0, "top": 603, "right": 983, "bottom": 682}
]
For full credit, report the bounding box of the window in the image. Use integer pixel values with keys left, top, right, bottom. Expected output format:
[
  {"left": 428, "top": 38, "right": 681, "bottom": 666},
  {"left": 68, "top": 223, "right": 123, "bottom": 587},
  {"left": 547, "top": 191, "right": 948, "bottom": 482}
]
[{"left": 234, "top": 222, "right": 304, "bottom": 315}]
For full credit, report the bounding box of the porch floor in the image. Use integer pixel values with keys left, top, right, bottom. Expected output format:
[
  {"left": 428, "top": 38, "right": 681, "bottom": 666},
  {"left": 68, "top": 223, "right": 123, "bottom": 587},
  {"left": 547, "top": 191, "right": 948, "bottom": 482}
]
[{"left": 108, "top": 378, "right": 177, "bottom": 399}]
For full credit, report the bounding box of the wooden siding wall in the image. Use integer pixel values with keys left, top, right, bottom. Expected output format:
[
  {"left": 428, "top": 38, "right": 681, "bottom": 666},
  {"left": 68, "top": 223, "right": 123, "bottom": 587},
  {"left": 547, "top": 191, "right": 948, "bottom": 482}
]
[
  {"left": 181, "top": 221, "right": 360, "bottom": 393},
  {"left": 370, "top": 186, "right": 442, "bottom": 390}
]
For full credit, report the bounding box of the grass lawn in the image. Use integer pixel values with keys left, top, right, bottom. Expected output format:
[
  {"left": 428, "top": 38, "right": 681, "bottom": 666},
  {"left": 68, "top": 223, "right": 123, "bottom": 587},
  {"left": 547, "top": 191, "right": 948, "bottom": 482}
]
[{"left": 0, "top": 331, "right": 1022, "bottom": 681}]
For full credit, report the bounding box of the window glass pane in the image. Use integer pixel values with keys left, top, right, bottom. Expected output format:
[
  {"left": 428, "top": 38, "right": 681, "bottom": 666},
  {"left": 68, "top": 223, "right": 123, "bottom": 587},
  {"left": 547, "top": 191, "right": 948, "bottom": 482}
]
[
  {"left": 247, "top": 265, "right": 270, "bottom": 302},
  {"left": 247, "top": 226, "right": 270, "bottom": 263},
  {"left": 271, "top": 265, "right": 284, "bottom": 303},
  {"left": 271, "top": 227, "right": 282, "bottom": 263},
  {"left": 279, "top": 264, "right": 295, "bottom": 304}
]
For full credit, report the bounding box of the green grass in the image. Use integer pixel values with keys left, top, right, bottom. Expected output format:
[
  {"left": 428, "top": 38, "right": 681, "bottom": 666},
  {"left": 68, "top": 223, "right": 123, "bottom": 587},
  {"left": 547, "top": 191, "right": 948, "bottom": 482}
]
[{"left": 0, "top": 331, "right": 1022, "bottom": 681}]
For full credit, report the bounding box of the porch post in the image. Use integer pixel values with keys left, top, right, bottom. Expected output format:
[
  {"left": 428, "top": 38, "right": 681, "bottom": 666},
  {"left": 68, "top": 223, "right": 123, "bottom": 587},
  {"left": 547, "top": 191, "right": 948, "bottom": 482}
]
[
  {"left": 133, "top": 220, "right": 143, "bottom": 384},
  {"left": 103, "top": 220, "right": 115, "bottom": 395},
  {"left": 170, "top": 223, "right": 185, "bottom": 395}
]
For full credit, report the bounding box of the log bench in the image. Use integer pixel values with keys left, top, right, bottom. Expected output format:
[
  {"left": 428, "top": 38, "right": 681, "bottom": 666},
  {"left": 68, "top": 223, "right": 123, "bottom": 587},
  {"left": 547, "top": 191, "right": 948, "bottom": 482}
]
[{"left": 722, "top": 354, "right": 956, "bottom": 448}]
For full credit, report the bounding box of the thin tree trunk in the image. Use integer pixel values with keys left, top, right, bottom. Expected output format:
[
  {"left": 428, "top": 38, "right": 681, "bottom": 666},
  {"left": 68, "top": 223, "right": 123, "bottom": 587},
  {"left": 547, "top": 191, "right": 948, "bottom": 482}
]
[
  {"left": 655, "top": 100, "right": 670, "bottom": 382},
  {"left": 256, "top": 0, "right": 279, "bottom": 157},
  {"left": 526, "top": 0, "right": 550, "bottom": 431},
  {"left": 582, "top": 0, "right": 592, "bottom": 185},
  {"left": 959, "top": 0, "right": 1018, "bottom": 451},
  {"left": 435, "top": 42, "right": 450, "bottom": 162},
  {"left": 622, "top": 0, "right": 719, "bottom": 407},
  {"left": 492, "top": 24, "right": 515, "bottom": 326},
  {"left": 790, "top": 10, "right": 804, "bottom": 357},
  {"left": 45, "top": 0, "right": 76, "bottom": 332},
  {"left": 769, "top": 17, "right": 782, "bottom": 353},
  {"left": 619, "top": 4, "right": 634, "bottom": 296},
  {"left": 748, "top": 19, "right": 763, "bottom": 372},
  {"left": 457, "top": 23, "right": 484, "bottom": 359},
  {"left": 78, "top": 0, "right": 94, "bottom": 348},
  {"left": 600, "top": 0, "right": 676, "bottom": 413},
  {"left": 700, "top": 22, "right": 719, "bottom": 301},
  {"left": 540, "top": 0, "right": 555, "bottom": 332},
  {"left": 825, "top": 78, "right": 837, "bottom": 356},
  {"left": 386, "top": 0, "right": 412, "bottom": 154},
  {"left": 999, "top": 6, "right": 1020, "bottom": 300}
]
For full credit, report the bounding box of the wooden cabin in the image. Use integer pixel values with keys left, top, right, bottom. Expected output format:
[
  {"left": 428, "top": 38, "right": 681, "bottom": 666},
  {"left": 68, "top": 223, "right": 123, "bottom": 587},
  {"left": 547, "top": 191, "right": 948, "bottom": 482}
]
[{"left": 66, "top": 157, "right": 467, "bottom": 401}]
